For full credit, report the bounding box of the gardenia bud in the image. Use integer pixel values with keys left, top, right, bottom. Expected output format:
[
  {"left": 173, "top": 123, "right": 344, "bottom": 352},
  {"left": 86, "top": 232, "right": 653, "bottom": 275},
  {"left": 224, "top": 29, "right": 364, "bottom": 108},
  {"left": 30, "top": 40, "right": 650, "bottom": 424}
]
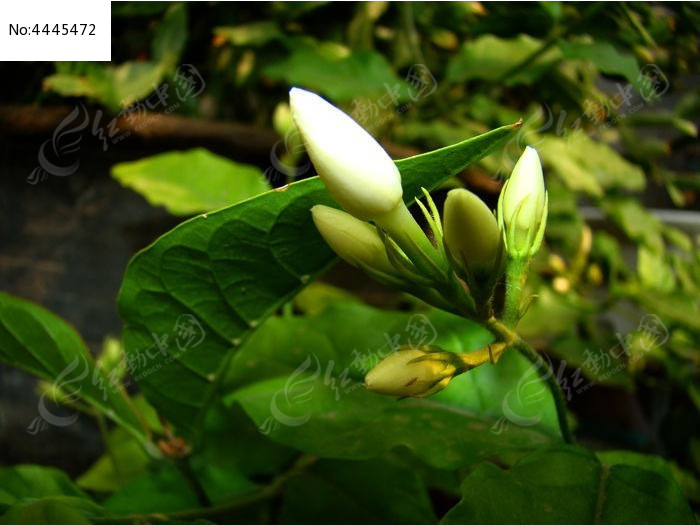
[
  {"left": 311, "top": 205, "right": 397, "bottom": 276},
  {"left": 290, "top": 87, "right": 403, "bottom": 220},
  {"left": 443, "top": 188, "right": 502, "bottom": 277},
  {"left": 498, "top": 146, "right": 548, "bottom": 258},
  {"left": 364, "top": 346, "right": 461, "bottom": 398}
]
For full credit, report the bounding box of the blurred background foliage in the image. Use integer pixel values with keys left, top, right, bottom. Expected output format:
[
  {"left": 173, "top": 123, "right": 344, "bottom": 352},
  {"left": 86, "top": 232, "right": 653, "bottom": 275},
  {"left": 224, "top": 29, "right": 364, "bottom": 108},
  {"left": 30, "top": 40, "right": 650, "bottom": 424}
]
[{"left": 1, "top": 1, "right": 699, "bottom": 522}]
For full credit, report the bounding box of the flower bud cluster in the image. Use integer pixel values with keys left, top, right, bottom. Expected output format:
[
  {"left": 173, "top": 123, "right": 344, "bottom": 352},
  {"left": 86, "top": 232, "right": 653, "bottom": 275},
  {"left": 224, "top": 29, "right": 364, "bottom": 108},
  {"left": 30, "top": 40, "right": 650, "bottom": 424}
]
[{"left": 290, "top": 87, "right": 547, "bottom": 398}]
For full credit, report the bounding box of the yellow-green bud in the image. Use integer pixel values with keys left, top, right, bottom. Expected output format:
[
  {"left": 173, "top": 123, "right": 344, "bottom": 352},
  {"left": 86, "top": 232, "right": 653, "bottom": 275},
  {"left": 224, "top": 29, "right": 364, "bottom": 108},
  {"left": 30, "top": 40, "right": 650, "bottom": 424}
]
[
  {"left": 364, "top": 346, "right": 461, "bottom": 398},
  {"left": 290, "top": 87, "right": 403, "bottom": 220},
  {"left": 272, "top": 103, "right": 292, "bottom": 136},
  {"left": 443, "top": 188, "right": 502, "bottom": 277},
  {"left": 311, "top": 204, "right": 396, "bottom": 275},
  {"left": 498, "top": 146, "right": 548, "bottom": 258}
]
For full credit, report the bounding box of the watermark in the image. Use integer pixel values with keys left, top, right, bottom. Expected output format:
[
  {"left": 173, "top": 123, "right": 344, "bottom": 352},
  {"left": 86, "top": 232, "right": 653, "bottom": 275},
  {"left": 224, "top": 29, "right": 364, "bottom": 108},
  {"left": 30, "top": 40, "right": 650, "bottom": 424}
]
[
  {"left": 264, "top": 64, "right": 438, "bottom": 185},
  {"left": 490, "top": 314, "right": 669, "bottom": 434},
  {"left": 258, "top": 314, "right": 437, "bottom": 434},
  {"left": 26, "top": 314, "right": 205, "bottom": 434},
  {"left": 27, "top": 64, "right": 206, "bottom": 185},
  {"left": 494, "top": 63, "right": 670, "bottom": 181}
]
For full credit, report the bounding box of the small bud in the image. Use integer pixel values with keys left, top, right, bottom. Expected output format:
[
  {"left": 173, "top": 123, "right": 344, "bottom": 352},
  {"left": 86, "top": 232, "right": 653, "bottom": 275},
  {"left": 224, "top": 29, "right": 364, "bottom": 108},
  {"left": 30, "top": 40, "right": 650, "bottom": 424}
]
[
  {"left": 443, "top": 188, "right": 502, "bottom": 277},
  {"left": 498, "top": 146, "right": 548, "bottom": 258},
  {"left": 364, "top": 345, "right": 462, "bottom": 398},
  {"left": 311, "top": 205, "right": 397, "bottom": 276},
  {"left": 290, "top": 87, "right": 403, "bottom": 220}
]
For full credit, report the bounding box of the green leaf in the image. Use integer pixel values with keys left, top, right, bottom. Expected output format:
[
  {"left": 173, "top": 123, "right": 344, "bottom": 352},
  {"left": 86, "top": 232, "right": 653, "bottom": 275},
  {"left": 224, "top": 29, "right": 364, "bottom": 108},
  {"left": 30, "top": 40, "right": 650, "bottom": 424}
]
[
  {"left": 111, "top": 148, "right": 271, "bottom": 215},
  {"left": 558, "top": 40, "right": 642, "bottom": 91},
  {"left": 0, "top": 465, "right": 88, "bottom": 506},
  {"left": 224, "top": 302, "right": 559, "bottom": 469},
  {"left": 263, "top": 41, "right": 409, "bottom": 100},
  {"left": 538, "top": 135, "right": 646, "bottom": 197},
  {"left": 44, "top": 62, "right": 165, "bottom": 112},
  {"left": 76, "top": 427, "right": 152, "bottom": 493},
  {"left": 0, "top": 465, "right": 104, "bottom": 524},
  {"left": 441, "top": 445, "right": 695, "bottom": 525},
  {"left": 599, "top": 197, "right": 663, "bottom": 253},
  {"left": 638, "top": 246, "right": 675, "bottom": 292},
  {"left": 446, "top": 34, "right": 561, "bottom": 85},
  {"left": 151, "top": 3, "right": 188, "bottom": 71},
  {"left": 0, "top": 293, "right": 145, "bottom": 442},
  {"left": 0, "top": 498, "right": 98, "bottom": 525},
  {"left": 117, "top": 123, "right": 520, "bottom": 438},
  {"left": 279, "top": 458, "right": 437, "bottom": 525},
  {"left": 103, "top": 463, "right": 199, "bottom": 514}
]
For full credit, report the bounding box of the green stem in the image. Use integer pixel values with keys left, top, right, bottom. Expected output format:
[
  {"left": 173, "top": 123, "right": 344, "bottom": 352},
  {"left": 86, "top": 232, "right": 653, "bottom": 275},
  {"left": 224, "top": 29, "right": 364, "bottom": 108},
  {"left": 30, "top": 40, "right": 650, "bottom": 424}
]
[
  {"left": 96, "top": 455, "right": 316, "bottom": 523},
  {"left": 486, "top": 318, "right": 574, "bottom": 444},
  {"left": 175, "top": 457, "right": 211, "bottom": 508},
  {"left": 503, "top": 256, "right": 527, "bottom": 327}
]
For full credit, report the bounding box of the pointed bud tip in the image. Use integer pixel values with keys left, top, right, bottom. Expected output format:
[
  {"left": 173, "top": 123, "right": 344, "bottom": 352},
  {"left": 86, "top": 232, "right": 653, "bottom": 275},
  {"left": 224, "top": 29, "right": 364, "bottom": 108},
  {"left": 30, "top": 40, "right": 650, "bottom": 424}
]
[{"left": 289, "top": 88, "right": 403, "bottom": 220}]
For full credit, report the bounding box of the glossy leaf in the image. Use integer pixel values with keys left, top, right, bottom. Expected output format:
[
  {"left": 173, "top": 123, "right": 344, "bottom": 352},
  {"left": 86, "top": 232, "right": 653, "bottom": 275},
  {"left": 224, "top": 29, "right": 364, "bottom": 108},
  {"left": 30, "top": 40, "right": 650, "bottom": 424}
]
[
  {"left": 111, "top": 148, "right": 271, "bottom": 215},
  {"left": 441, "top": 445, "right": 695, "bottom": 525},
  {"left": 224, "top": 302, "right": 559, "bottom": 469},
  {"left": 117, "top": 122, "right": 520, "bottom": 438},
  {"left": 0, "top": 293, "right": 145, "bottom": 442}
]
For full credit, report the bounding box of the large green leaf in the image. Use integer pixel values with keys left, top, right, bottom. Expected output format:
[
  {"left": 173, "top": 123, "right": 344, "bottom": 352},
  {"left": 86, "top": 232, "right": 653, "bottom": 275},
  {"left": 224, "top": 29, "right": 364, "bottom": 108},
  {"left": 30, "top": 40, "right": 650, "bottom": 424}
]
[
  {"left": 0, "top": 293, "right": 145, "bottom": 442},
  {"left": 441, "top": 445, "right": 695, "bottom": 525},
  {"left": 117, "top": 123, "right": 520, "bottom": 439},
  {"left": 279, "top": 458, "right": 437, "bottom": 525},
  {"left": 111, "top": 148, "right": 271, "bottom": 215},
  {"left": 224, "top": 302, "right": 559, "bottom": 469}
]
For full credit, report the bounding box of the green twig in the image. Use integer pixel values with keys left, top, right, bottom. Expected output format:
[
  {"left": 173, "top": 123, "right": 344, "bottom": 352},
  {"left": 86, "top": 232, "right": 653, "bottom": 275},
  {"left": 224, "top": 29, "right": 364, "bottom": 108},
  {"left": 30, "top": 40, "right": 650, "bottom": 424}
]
[
  {"left": 96, "top": 454, "right": 317, "bottom": 523},
  {"left": 487, "top": 318, "right": 574, "bottom": 444}
]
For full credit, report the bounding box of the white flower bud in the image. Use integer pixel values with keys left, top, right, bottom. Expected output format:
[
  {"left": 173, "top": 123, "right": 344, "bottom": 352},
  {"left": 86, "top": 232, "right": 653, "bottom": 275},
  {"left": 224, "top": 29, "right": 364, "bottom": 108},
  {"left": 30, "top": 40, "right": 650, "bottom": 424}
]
[
  {"left": 498, "top": 146, "right": 548, "bottom": 258},
  {"left": 290, "top": 87, "right": 403, "bottom": 220},
  {"left": 311, "top": 205, "right": 396, "bottom": 275}
]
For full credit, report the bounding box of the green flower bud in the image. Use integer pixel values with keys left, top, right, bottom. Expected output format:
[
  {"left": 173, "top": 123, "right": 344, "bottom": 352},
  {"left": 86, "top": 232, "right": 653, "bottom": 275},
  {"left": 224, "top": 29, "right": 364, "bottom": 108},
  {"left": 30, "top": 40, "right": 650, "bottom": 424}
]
[
  {"left": 364, "top": 346, "right": 462, "bottom": 398},
  {"left": 290, "top": 87, "right": 403, "bottom": 220},
  {"left": 311, "top": 205, "right": 397, "bottom": 276},
  {"left": 498, "top": 146, "right": 548, "bottom": 258},
  {"left": 443, "top": 188, "right": 502, "bottom": 277}
]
